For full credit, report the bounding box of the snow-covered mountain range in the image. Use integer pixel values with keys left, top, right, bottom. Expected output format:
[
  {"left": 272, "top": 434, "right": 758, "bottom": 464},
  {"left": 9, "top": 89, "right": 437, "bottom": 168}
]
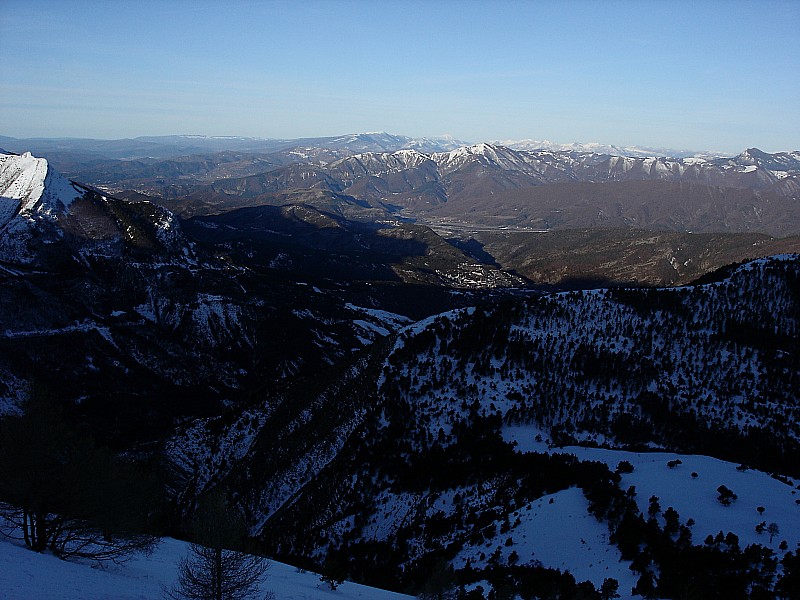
[
  {"left": 160, "top": 142, "right": 800, "bottom": 238},
  {"left": 60, "top": 142, "right": 799, "bottom": 234},
  {"left": 1, "top": 147, "right": 799, "bottom": 598},
  {"left": 6, "top": 133, "right": 799, "bottom": 238},
  {"left": 327, "top": 143, "right": 800, "bottom": 192},
  {"left": 492, "top": 138, "right": 726, "bottom": 159}
]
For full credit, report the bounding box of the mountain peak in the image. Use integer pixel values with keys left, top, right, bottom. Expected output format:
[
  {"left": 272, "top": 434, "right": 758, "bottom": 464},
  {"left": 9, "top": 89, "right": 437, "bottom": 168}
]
[
  {"left": 742, "top": 147, "right": 765, "bottom": 158},
  {"left": 0, "top": 151, "right": 81, "bottom": 227},
  {"left": 442, "top": 142, "right": 502, "bottom": 160},
  {"left": 0, "top": 151, "right": 189, "bottom": 266},
  {"left": 727, "top": 147, "right": 800, "bottom": 172},
  {"left": 1, "top": 151, "right": 85, "bottom": 263}
]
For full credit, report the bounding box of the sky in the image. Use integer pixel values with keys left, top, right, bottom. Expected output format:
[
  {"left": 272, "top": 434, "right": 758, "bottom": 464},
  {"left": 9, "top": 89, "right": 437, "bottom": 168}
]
[{"left": 0, "top": 0, "right": 798, "bottom": 153}]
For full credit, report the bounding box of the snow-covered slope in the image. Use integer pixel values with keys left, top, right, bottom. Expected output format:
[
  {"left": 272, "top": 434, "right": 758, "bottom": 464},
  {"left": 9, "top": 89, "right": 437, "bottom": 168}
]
[
  {"left": 507, "top": 430, "right": 800, "bottom": 553},
  {"left": 559, "top": 447, "right": 799, "bottom": 551},
  {"left": 0, "top": 536, "right": 411, "bottom": 600},
  {"left": 256, "top": 254, "right": 798, "bottom": 598},
  {"left": 329, "top": 149, "right": 434, "bottom": 181},
  {"left": 0, "top": 150, "right": 190, "bottom": 265},
  {"left": 453, "top": 485, "right": 639, "bottom": 594},
  {"left": 381, "top": 255, "right": 800, "bottom": 467}
]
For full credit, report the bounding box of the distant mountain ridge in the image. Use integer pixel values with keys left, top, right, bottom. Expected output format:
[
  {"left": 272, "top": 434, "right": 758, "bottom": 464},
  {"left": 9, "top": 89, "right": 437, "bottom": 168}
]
[
  {"left": 132, "top": 142, "right": 800, "bottom": 237},
  {"left": 4, "top": 131, "right": 797, "bottom": 161},
  {"left": 493, "top": 138, "right": 728, "bottom": 159},
  {"left": 0, "top": 132, "right": 469, "bottom": 160},
  {"left": 4, "top": 139, "right": 800, "bottom": 285}
]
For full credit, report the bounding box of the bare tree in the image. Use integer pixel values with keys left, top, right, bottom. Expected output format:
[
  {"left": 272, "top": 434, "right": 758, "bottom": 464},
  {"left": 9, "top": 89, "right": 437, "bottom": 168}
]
[
  {"left": 165, "top": 492, "right": 270, "bottom": 600},
  {"left": 169, "top": 544, "right": 270, "bottom": 600},
  {"left": 0, "top": 383, "right": 159, "bottom": 564}
]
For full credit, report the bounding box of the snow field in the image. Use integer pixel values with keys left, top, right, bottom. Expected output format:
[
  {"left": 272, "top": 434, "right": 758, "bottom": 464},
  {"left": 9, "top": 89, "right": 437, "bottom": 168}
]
[
  {"left": 556, "top": 446, "right": 800, "bottom": 552},
  {"left": 505, "top": 424, "right": 799, "bottom": 552},
  {"left": 454, "top": 486, "right": 638, "bottom": 597}
]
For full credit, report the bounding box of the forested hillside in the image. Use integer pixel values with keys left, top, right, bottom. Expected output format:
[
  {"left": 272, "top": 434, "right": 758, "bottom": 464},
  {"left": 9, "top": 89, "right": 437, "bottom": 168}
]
[
  {"left": 179, "top": 255, "right": 800, "bottom": 598},
  {"left": 377, "top": 255, "right": 799, "bottom": 473}
]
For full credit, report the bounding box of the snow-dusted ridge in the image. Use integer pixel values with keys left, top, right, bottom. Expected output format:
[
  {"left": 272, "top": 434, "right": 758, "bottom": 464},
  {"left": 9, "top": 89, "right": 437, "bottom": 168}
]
[
  {"left": 311, "top": 142, "right": 800, "bottom": 210},
  {"left": 0, "top": 150, "right": 198, "bottom": 266}
]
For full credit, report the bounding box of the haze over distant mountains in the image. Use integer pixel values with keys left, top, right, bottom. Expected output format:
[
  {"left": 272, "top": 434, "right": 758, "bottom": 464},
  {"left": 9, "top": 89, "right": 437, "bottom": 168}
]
[
  {"left": 0, "top": 132, "right": 469, "bottom": 160},
  {"left": 0, "top": 131, "right": 749, "bottom": 161}
]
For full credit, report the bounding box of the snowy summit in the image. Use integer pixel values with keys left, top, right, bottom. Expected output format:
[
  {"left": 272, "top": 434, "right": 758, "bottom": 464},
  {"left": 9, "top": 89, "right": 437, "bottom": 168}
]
[
  {"left": 0, "top": 151, "right": 84, "bottom": 262},
  {"left": 0, "top": 152, "right": 81, "bottom": 226}
]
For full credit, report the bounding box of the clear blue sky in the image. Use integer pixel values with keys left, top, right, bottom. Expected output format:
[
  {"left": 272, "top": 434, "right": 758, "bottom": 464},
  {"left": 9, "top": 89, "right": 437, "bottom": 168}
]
[{"left": 1, "top": 0, "right": 798, "bottom": 152}]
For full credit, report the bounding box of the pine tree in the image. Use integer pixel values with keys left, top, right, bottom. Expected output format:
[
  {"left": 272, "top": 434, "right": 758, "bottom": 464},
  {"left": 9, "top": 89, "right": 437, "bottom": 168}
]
[
  {"left": 767, "top": 522, "right": 780, "bottom": 544},
  {"left": 599, "top": 578, "right": 620, "bottom": 600}
]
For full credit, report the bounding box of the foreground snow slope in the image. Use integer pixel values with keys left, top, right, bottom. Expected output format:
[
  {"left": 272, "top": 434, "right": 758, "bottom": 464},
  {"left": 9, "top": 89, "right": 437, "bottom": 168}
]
[{"left": 0, "top": 537, "right": 412, "bottom": 600}]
